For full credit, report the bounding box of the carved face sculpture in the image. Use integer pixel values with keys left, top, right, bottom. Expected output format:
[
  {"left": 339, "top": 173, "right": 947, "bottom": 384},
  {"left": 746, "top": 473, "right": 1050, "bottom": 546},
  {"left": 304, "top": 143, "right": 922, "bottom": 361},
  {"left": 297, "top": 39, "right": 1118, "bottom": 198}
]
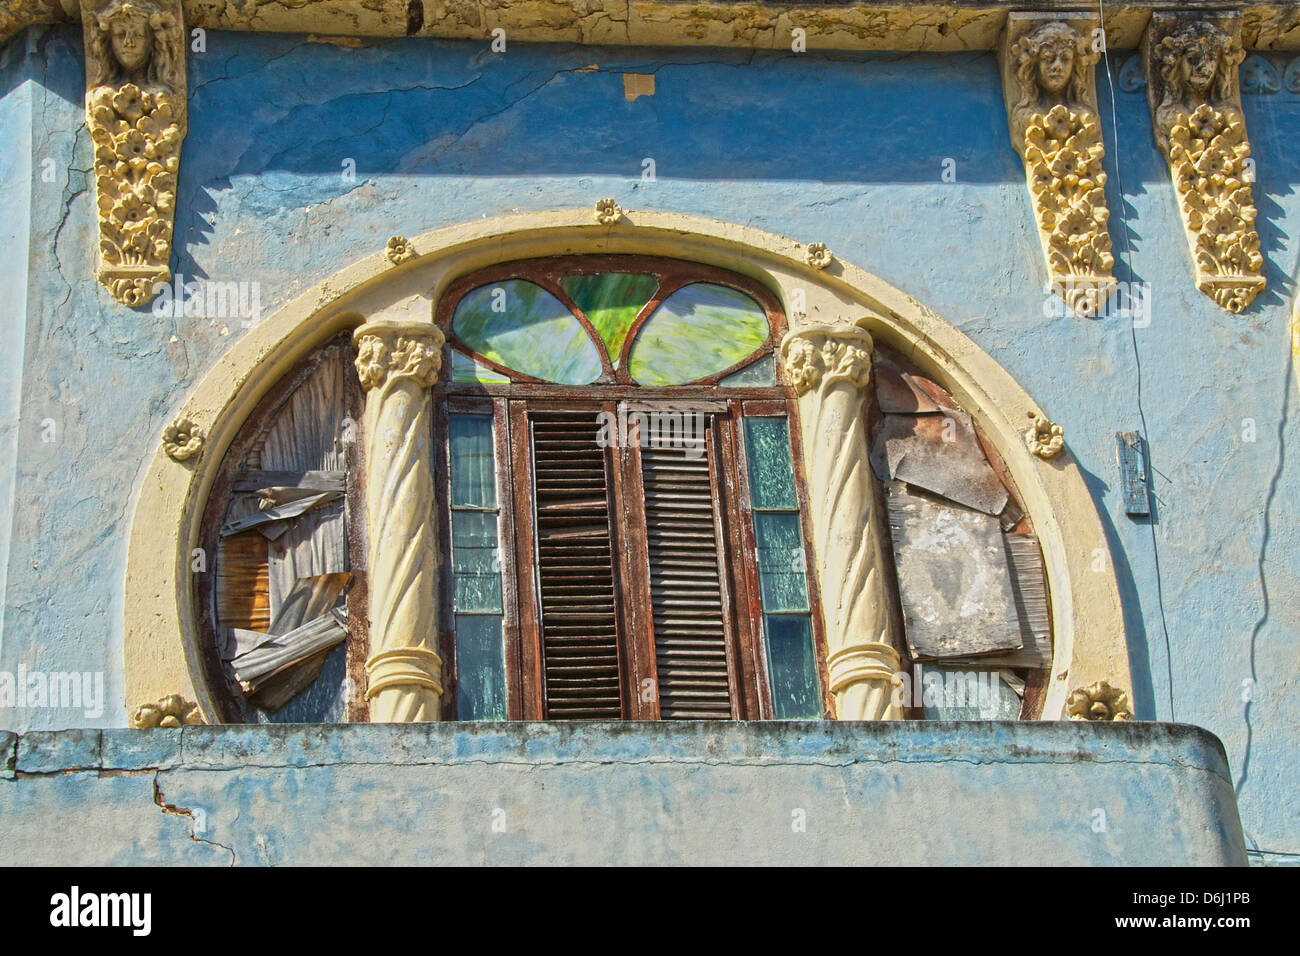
[
  {"left": 1180, "top": 37, "right": 1220, "bottom": 96},
  {"left": 109, "top": 9, "right": 153, "bottom": 73},
  {"left": 1037, "top": 38, "right": 1075, "bottom": 95}
]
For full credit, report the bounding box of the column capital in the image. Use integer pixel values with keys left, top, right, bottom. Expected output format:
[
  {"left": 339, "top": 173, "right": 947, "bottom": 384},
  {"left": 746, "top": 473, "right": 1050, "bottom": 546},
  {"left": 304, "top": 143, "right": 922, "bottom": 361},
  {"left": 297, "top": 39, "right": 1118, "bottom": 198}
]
[
  {"left": 352, "top": 321, "right": 446, "bottom": 392},
  {"left": 779, "top": 323, "right": 874, "bottom": 396}
]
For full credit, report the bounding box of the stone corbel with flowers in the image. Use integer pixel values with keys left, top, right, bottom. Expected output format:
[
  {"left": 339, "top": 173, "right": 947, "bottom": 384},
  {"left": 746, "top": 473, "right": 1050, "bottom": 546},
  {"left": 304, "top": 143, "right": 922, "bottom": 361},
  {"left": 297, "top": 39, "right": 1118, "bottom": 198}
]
[
  {"left": 1000, "top": 14, "right": 1116, "bottom": 318},
  {"left": 1144, "top": 14, "right": 1263, "bottom": 314},
  {"left": 82, "top": 0, "right": 187, "bottom": 308}
]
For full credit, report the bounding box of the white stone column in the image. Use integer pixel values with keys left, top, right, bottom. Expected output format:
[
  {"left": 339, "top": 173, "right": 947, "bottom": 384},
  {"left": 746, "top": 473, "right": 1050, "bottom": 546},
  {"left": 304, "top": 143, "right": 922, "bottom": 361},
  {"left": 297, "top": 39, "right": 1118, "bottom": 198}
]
[
  {"left": 780, "top": 323, "right": 901, "bottom": 720},
  {"left": 353, "top": 320, "right": 446, "bottom": 722}
]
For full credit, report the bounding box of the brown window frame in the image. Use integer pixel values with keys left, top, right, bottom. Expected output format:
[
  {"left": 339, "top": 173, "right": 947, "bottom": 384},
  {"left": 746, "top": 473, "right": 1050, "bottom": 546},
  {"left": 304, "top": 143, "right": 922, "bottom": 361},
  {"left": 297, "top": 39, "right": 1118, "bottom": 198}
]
[{"left": 435, "top": 255, "right": 832, "bottom": 722}]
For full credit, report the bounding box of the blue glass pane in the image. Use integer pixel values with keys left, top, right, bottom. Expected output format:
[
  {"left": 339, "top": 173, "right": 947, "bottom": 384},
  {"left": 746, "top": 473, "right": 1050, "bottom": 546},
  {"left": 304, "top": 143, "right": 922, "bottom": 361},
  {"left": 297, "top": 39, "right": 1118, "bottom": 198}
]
[
  {"left": 743, "top": 417, "right": 797, "bottom": 510},
  {"left": 451, "top": 511, "right": 502, "bottom": 613},
  {"left": 452, "top": 280, "right": 603, "bottom": 384},
  {"left": 718, "top": 353, "right": 777, "bottom": 387},
  {"left": 919, "top": 667, "right": 1022, "bottom": 720},
  {"left": 627, "top": 283, "right": 769, "bottom": 385},
  {"left": 449, "top": 414, "right": 497, "bottom": 509},
  {"left": 764, "top": 615, "right": 822, "bottom": 719},
  {"left": 455, "top": 614, "right": 507, "bottom": 721},
  {"left": 754, "top": 512, "right": 810, "bottom": 613}
]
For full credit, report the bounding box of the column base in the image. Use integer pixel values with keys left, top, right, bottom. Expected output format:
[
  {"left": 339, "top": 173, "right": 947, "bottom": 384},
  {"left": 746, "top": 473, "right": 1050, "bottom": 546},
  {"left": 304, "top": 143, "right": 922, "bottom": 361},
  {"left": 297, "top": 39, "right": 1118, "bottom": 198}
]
[
  {"left": 365, "top": 646, "right": 444, "bottom": 722},
  {"left": 828, "top": 642, "right": 902, "bottom": 720}
]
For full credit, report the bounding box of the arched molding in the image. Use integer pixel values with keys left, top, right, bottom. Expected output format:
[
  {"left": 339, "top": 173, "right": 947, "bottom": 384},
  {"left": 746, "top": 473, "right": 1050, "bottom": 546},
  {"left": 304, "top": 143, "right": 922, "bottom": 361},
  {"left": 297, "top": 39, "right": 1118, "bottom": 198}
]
[{"left": 123, "top": 208, "right": 1132, "bottom": 722}]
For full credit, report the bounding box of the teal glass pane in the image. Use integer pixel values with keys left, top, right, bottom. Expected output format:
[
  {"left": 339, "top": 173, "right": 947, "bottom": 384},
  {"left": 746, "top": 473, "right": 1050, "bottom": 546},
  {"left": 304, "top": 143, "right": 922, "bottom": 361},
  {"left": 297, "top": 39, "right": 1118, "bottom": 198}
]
[
  {"left": 452, "top": 280, "right": 603, "bottom": 384},
  {"left": 765, "top": 615, "right": 822, "bottom": 719},
  {"left": 743, "top": 417, "right": 797, "bottom": 510},
  {"left": 449, "top": 414, "right": 497, "bottom": 509},
  {"left": 627, "top": 283, "right": 769, "bottom": 385},
  {"left": 919, "top": 667, "right": 1022, "bottom": 720},
  {"left": 718, "top": 353, "right": 777, "bottom": 387},
  {"left": 450, "top": 350, "right": 511, "bottom": 384},
  {"left": 455, "top": 614, "right": 507, "bottom": 721},
  {"left": 451, "top": 511, "right": 502, "bottom": 613},
  {"left": 560, "top": 273, "right": 659, "bottom": 367},
  {"left": 754, "top": 512, "right": 810, "bottom": 613}
]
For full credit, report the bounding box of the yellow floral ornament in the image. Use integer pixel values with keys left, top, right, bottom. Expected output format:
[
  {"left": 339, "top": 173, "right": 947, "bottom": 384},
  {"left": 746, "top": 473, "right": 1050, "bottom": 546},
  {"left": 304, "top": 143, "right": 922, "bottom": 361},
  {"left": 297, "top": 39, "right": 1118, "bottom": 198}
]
[
  {"left": 594, "top": 198, "right": 623, "bottom": 225},
  {"left": 386, "top": 235, "right": 416, "bottom": 265},
  {"left": 1066, "top": 681, "right": 1133, "bottom": 721},
  {"left": 805, "top": 242, "right": 833, "bottom": 270},
  {"left": 162, "top": 416, "right": 203, "bottom": 461},
  {"left": 1024, "top": 411, "right": 1064, "bottom": 459},
  {"left": 132, "top": 693, "right": 204, "bottom": 728}
]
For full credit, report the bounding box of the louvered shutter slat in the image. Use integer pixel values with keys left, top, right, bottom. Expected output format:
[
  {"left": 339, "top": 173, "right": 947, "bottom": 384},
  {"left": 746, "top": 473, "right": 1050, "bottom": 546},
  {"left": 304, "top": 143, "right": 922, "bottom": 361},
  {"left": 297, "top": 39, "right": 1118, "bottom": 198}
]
[
  {"left": 641, "top": 442, "right": 734, "bottom": 719},
  {"left": 531, "top": 412, "right": 624, "bottom": 719}
]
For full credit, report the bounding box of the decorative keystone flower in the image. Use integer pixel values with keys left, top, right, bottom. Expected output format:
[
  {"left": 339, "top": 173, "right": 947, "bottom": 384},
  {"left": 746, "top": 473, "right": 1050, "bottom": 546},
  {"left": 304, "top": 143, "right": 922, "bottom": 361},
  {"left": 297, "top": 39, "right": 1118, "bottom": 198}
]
[
  {"left": 386, "top": 235, "right": 416, "bottom": 264},
  {"left": 805, "top": 242, "right": 833, "bottom": 270},
  {"left": 110, "top": 192, "right": 147, "bottom": 227},
  {"left": 115, "top": 128, "right": 150, "bottom": 166},
  {"left": 594, "top": 198, "right": 623, "bottom": 225},
  {"left": 1066, "top": 681, "right": 1132, "bottom": 721},
  {"left": 132, "top": 693, "right": 204, "bottom": 728},
  {"left": 162, "top": 417, "right": 204, "bottom": 462},
  {"left": 1024, "top": 412, "right": 1064, "bottom": 458}
]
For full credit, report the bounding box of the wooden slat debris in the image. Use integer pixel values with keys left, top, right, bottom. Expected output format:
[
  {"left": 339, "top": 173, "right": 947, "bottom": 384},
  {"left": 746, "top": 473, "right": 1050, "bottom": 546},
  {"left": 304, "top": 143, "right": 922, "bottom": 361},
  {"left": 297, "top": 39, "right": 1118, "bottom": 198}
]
[
  {"left": 219, "top": 489, "right": 343, "bottom": 539},
  {"left": 871, "top": 410, "right": 1009, "bottom": 516},
  {"left": 884, "top": 484, "right": 1024, "bottom": 660}
]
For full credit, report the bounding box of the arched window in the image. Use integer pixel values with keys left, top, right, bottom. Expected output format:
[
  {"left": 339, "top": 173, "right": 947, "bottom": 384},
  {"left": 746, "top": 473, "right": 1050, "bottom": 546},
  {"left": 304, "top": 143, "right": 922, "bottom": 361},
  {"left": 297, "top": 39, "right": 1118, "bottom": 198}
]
[{"left": 436, "top": 256, "right": 828, "bottom": 721}]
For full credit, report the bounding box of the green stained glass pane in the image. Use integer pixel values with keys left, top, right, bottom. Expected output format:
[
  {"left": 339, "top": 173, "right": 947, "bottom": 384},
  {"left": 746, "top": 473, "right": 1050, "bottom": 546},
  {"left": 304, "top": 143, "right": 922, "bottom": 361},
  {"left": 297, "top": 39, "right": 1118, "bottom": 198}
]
[
  {"left": 718, "top": 353, "right": 776, "bottom": 387},
  {"left": 560, "top": 273, "right": 659, "bottom": 367},
  {"left": 453, "top": 280, "right": 603, "bottom": 384},
  {"left": 764, "top": 615, "right": 822, "bottom": 719},
  {"left": 754, "top": 512, "right": 810, "bottom": 613},
  {"left": 449, "top": 414, "right": 496, "bottom": 509},
  {"left": 450, "top": 350, "right": 511, "bottom": 384},
  {"left": 627, "top": 283, "right": 769, "bottom": 385},
  {"left": 919, "top": 667, "right": 1022, "bottom": 720},
  {"left": 455, "top": 614, "right": 507, "bottom": 721},
  {"left": 451, "top": 511, "right": 502, "bottom": 613},
  {"left": 743, "top": 417, "right": 797, "bottom": 510}
]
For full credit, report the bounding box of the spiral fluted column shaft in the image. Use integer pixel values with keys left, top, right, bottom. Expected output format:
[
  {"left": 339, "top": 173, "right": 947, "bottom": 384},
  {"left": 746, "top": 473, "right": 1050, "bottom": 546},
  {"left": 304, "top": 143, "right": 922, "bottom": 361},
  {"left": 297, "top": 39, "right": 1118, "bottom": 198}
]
[
  {"left": 781, "top": 323, "right": 901, "bottom": 720},
  {"left": 353, "top": 321, "right": 446, "bottom": 722}
]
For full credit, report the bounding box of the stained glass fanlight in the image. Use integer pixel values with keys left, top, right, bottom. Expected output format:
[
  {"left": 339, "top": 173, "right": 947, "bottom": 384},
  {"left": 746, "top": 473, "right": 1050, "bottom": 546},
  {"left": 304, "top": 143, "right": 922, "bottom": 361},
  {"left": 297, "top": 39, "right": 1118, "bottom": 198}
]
[{"left": 447, "top": 261, "right": 777, "bottom": 386}]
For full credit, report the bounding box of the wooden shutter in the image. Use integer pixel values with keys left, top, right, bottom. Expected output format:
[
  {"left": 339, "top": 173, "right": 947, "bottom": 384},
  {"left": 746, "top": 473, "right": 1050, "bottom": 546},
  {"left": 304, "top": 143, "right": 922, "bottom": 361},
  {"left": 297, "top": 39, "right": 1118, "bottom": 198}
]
[
  {"left": 640, "top": 429, "right": 734, "bottom": 719},
  {"left": 529, "top": 411, "right": 624, "bottom": 718}
]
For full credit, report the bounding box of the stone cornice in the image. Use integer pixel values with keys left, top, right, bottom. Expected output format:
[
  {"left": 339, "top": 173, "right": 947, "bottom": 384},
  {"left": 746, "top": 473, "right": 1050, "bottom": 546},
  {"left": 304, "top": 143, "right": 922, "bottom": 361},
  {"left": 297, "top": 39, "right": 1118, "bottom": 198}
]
[{"left": 6, "top": 1, "right": 1300, "bottom": 51}]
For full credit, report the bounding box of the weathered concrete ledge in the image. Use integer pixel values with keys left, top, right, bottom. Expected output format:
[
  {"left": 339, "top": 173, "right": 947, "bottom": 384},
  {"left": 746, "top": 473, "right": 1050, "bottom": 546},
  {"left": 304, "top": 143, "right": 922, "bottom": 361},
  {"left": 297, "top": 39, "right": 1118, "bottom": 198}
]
[
  {"left": 5, "top": 1, "right": 1300, "bottom": 50},
  {"left": 0, "top": 721, "right": 1246, "bottom": 865}
]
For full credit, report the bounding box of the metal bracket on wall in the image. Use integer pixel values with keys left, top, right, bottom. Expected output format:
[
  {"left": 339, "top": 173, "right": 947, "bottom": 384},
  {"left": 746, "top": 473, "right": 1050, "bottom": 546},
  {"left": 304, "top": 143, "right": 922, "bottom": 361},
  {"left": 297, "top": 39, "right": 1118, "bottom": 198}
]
[{"left": 1116, "top": 431, "right": 1151, "bottom": 518}]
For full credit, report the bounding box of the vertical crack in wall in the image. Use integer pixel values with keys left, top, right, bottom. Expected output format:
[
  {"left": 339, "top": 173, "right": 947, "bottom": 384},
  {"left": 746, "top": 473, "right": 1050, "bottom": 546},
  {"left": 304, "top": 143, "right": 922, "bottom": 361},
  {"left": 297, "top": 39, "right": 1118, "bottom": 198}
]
[{"left": 152, "top": 773, "right": 236, "bottom": 865}]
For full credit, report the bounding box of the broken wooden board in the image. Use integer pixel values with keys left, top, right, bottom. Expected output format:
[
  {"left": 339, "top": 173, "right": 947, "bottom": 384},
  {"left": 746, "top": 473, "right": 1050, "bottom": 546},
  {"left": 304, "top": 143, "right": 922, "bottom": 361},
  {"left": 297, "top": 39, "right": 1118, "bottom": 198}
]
[
  {"left": 873, "top": 353, "right": 945, "bottom": 414},
  {"left": 871, "top": 410, "right": 1010, "bottom": 515},
  {"left": 231, "top": 470, "right": 346, "bottom": 493},
  {"left": 884, "top": 484, "right": 1024, "bottom": 661},
  {"left": 232, "top": 608, "right": 348, "bottom": 687},
  {"left": 940, "top": 534, "right": 1053, "bottom": 670},
  {"left": 219, "top": 489, "right": 344, "bottom": 539}
]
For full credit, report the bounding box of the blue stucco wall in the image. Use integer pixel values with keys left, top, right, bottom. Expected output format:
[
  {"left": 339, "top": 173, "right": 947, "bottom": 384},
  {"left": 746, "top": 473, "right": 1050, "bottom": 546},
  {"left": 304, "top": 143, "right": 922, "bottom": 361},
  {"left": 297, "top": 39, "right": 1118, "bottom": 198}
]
[
  {"left": 0, "top": 26, "right": 1295, "bottom": 859},
  {"left": 0, "top": 721, "right": 1248, "bottom": 865}
]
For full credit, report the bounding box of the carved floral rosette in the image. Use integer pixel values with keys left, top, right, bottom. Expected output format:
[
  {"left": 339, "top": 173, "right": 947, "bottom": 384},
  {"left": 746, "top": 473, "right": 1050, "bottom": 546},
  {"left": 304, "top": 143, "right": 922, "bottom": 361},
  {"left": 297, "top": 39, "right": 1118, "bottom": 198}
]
[
  {"left": 1146, "top": 17, "right": 1263, "bottom": 313},
  {"left": 1164, "top": 103, "right": 1263, "bottom": 312},
  {"left": 1022, "top": 104, "right": 1116, "bottom": 317},
  {"left": 82, "top": 0, "right": 187, "bottom": 307}
]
